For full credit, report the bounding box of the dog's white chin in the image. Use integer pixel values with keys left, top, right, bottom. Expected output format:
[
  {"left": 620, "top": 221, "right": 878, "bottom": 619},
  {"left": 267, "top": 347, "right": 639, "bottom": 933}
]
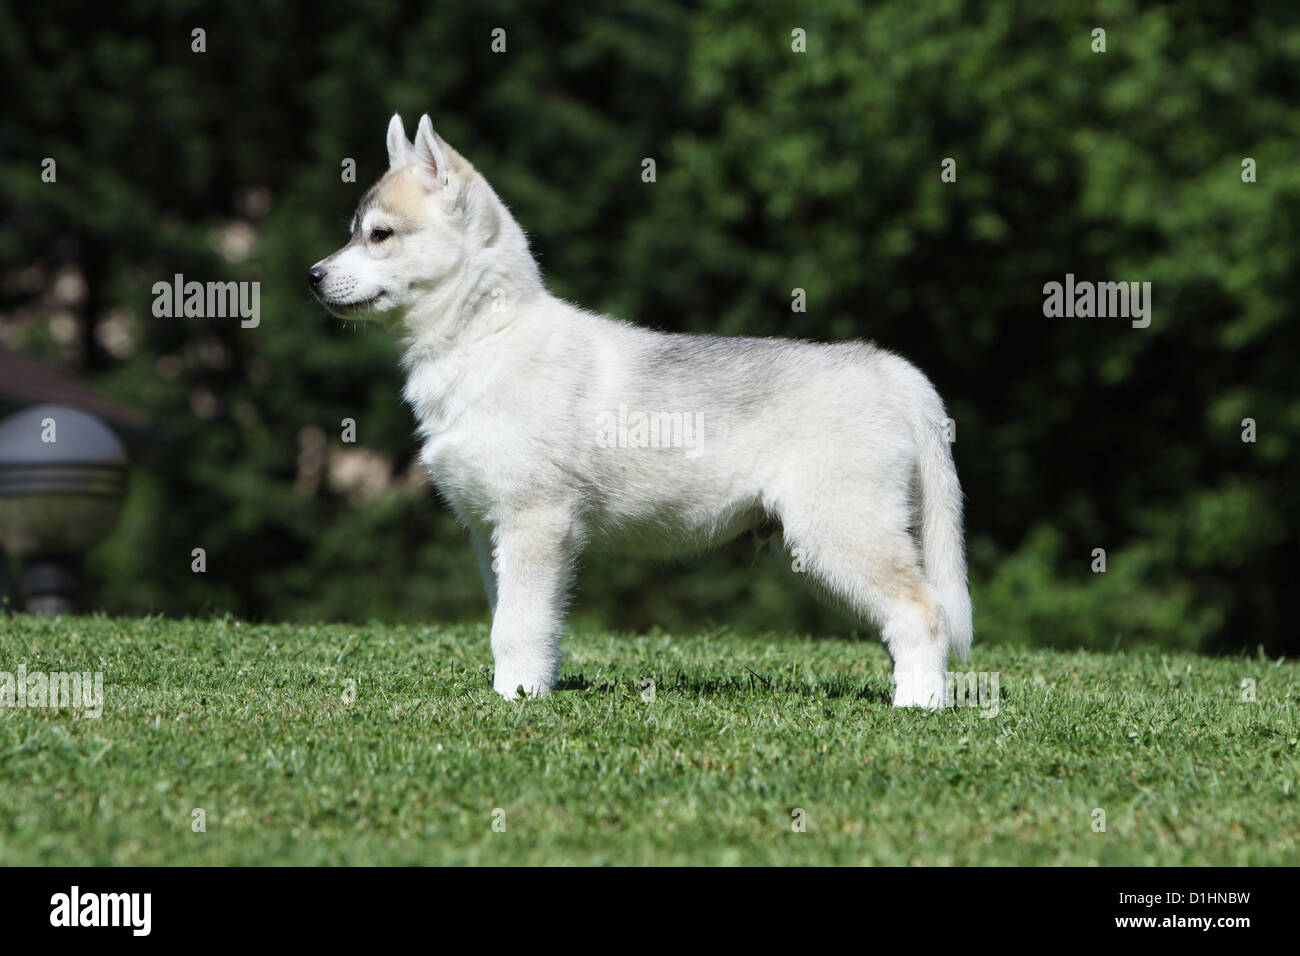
[{"left": 322, "top": 292, "right": 388, "bottom": 318}]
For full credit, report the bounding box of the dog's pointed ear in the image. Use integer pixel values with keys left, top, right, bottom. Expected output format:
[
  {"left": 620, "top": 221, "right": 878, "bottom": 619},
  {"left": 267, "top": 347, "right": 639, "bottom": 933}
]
[
  {"left": 386, "top": 114, "right": 412, "bottom": 168},
  {"left": 412, "top": 114, "right": 452, "bottom": 189}
]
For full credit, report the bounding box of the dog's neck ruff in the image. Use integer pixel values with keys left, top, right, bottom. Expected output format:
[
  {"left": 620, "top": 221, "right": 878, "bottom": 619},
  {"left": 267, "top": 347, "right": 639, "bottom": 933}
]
[{"left": 397, "top": 212, "right": 547, "bottom": 435}]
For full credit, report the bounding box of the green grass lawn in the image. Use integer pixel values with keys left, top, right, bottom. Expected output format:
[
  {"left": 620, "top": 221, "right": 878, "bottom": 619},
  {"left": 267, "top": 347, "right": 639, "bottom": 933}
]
[{"left": 0, "top": 614, "right": 1296, "bottom": 865}]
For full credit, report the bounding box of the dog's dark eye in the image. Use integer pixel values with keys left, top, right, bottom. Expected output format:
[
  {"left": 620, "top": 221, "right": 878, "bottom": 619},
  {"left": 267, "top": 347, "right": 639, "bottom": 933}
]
[{"left": 370, "top": 227, "right": 393, "bottom": 243}]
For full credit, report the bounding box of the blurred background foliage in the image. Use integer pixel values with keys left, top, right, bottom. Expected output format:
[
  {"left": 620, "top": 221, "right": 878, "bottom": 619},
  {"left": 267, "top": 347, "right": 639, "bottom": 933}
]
[{"left": 1, "top": 0, "right": 1296, "bottom": 652}]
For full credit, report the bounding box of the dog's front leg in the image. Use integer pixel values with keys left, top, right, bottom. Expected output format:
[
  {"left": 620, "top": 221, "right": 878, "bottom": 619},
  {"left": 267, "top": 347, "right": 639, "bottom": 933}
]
[
  {"left": 489, "top": 507, "right": 579, "bottom": 700},
  {"left": 467, "top": 523, "right": 498, "bottom": 616}
]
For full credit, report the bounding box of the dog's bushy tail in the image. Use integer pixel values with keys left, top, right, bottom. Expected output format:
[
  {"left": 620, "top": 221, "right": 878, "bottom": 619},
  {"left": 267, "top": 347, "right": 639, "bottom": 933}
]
[{"left": 911, "top": 396, "right": 973, "bottom": 660}]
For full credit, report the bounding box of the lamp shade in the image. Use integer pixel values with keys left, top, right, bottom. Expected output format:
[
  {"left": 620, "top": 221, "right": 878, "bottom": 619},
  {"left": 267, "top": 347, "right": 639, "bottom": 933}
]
[{"left": 0, "top": 404, "right": 128, "bottom": 557}]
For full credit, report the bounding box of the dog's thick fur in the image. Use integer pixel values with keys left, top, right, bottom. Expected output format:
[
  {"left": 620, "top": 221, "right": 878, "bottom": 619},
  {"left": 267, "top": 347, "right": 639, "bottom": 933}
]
[{"left": 310, "top": 114, "right": 972, "bottom": 708}]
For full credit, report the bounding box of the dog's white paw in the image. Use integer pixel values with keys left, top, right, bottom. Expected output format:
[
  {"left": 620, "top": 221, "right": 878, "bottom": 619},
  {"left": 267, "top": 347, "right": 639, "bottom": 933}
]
[
  {"left": 492, "top": 663, "right": 556, "bottom": 701},
  {"left": 892, "top": 670, "right": 947, "bottom": 710}
]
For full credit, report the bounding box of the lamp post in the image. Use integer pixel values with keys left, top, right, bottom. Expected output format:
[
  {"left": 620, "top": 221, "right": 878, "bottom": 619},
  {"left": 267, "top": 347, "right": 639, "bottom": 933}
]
[{"left": 0, "top": 404, "right": 127, "bottom": 615}]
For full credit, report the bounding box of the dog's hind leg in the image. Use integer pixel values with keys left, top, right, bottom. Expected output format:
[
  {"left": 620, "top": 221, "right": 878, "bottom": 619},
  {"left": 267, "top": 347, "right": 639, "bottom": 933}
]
[
  {"left": 487, "top": 505, "right": 581, "bottom": 700},
  {"left": 779, "top": 492, "right": 948, "bottom": 709}
]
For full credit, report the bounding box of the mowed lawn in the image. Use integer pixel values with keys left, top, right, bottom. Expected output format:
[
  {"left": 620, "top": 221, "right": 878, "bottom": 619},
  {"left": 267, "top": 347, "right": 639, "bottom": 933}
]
[{"left": 0, "top": 615, "right": 1295, "bottom": 865}]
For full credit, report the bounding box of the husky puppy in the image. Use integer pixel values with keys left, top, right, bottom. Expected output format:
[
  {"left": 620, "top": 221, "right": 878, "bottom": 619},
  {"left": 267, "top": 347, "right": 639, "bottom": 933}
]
[{"left": 309, "top": 114, "right": 972, "bottom": 708}]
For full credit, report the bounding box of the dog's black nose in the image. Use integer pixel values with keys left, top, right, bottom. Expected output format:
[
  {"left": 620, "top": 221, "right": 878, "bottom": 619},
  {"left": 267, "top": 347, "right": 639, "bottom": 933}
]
[{"left": 307, "top": 265, "right": 327, "bottom": 288}]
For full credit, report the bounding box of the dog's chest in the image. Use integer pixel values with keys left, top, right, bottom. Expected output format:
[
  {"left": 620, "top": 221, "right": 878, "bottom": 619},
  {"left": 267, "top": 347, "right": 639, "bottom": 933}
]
[
  {"left": 413, "top": 404, "right": 558, "bottom": 522},
  {"left": 404, "top": 344, "right": 580, "bottom": 518},
  {"left": 416, "top": 416, "right": 494, "bottom": 495}
]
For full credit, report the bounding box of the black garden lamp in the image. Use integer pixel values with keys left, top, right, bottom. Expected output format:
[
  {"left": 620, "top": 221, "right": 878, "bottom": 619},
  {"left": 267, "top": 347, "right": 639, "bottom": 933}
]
[{"left": 0, "top": 404, "right": 127, "bottom": 614}]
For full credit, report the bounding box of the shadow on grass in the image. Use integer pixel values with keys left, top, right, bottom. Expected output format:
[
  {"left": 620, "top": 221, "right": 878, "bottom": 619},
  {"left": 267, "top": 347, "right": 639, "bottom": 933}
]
[{"left": 556, "top": 671, "right": 890, "bottom": 704}]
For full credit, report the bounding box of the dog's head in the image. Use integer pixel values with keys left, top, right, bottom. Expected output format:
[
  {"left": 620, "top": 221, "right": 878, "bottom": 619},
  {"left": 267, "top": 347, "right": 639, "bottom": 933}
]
[{"left": 308, "top": 114, "right": 495, "bottom": 321}]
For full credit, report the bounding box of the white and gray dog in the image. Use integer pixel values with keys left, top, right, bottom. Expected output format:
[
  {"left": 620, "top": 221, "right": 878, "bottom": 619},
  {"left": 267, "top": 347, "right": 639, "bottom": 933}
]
[{"left": 310, "top": 114, "right": 972, "bottom": 707}]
